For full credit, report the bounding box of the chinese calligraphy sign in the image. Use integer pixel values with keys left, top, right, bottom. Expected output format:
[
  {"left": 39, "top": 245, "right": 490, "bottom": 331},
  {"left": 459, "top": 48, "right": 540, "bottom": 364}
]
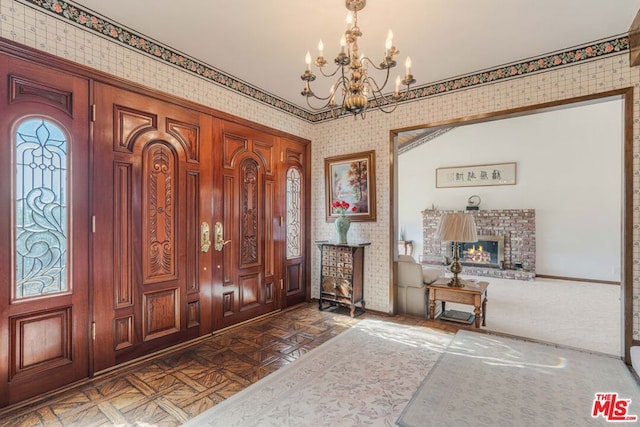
[{"left": 436, "top": 162, "right": 517, "bottom": 188}]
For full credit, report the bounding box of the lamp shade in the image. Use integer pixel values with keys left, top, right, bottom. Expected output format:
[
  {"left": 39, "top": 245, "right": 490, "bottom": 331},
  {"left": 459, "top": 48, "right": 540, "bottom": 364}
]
[{"left": 434, "top": 212, "right": 478, "bottom": 242}]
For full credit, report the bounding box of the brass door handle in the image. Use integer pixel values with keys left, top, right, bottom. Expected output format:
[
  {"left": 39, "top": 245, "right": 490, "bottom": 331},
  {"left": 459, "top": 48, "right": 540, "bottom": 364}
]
[
  {"left": 200, "top": 222, "right": 211, "bottom": 253},
  {"left": 214, "top": 221, "right": 231, "bottom": 251}
]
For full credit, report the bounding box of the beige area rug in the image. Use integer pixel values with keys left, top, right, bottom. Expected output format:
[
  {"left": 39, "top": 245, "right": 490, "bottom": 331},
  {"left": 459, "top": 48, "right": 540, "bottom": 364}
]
[
  {"left": 182, "top": 319, "right": 451, "bottom": 426},
  {"left": 398, "top": 330, "right": 640, "bottom": 427}
]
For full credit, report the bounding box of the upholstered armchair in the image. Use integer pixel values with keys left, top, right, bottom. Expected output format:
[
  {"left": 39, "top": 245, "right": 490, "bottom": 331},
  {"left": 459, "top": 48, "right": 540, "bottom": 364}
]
[{"left": 397, "top": 254, "right": 443, "bottom": 317}]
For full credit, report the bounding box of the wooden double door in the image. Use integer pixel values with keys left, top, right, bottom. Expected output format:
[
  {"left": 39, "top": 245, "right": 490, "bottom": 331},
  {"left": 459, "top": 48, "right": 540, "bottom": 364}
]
[
  {"left": 91, "top": 83, "right": 309, "bottom": 371},
  {"left": 0, "top": 52, "right": 308, "bottom": 406}
]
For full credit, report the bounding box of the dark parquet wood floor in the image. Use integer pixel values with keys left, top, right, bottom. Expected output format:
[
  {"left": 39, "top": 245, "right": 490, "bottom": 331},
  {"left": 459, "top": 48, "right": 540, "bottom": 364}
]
[{"left": 0, "top": 303, "right": 461, "bottom": 426}]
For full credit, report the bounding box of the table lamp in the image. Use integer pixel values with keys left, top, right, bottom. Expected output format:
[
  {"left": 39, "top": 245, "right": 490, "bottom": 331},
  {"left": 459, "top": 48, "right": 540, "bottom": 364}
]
[{"left": 435, "top": 212, "right": 478, "bottom": 287}]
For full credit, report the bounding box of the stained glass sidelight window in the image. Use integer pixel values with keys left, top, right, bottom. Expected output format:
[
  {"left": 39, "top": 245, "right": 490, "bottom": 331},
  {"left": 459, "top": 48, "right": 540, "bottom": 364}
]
[
  {"left": 286, "top": 167, "right": 302, "bottom": 259},
  {"left": 14, "top": 118, "right": 68, "bottom": 298}
]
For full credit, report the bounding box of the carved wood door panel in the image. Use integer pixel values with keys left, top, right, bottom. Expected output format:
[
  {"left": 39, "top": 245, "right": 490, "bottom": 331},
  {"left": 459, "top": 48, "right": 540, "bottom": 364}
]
[
  {"left": 92, "top": 83, "right": 213, "bottom": 371},
  {"left": 215, "top": 121, "right": 280, "bottom": 328},
  {"left": 0, "top": 57, "right": 91, "bottom": 406}
]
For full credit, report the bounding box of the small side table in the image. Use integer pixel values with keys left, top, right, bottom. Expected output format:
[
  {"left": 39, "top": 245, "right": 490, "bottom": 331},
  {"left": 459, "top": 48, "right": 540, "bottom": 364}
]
[{"left": 426, "top": 279, "right": 488, "bottom": 328}]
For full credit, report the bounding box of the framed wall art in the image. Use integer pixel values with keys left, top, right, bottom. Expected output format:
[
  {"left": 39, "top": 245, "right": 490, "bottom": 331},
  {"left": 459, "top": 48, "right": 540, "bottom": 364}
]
[
  {"left": 325, "top": 150, "right": 376, "bottom": 222},
  {"left": 436, "top": 162, "right": 517, "bottom": 188}
]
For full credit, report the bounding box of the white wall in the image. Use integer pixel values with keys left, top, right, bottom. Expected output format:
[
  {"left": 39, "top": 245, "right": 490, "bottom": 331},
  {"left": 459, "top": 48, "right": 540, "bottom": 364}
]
[{"left": 398, "top": 99, "right": 623, "bottom": 281}]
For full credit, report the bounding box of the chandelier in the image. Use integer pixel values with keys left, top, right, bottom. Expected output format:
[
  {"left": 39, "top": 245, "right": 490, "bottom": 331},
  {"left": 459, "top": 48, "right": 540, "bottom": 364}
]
[{"left": 300, "top": 0, "right": 416, "bottom": 119}]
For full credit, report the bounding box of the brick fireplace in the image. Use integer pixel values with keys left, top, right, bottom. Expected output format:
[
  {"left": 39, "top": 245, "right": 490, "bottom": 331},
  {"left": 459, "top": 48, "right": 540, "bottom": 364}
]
[{"left": 422, "top": 209, "right": 536, "bottom": 280}]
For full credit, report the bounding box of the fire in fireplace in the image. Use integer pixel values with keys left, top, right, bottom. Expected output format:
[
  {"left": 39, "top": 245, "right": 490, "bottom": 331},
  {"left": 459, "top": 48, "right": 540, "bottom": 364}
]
[{"left": 452, "top": 235, "right": 505, "bottom": 269}]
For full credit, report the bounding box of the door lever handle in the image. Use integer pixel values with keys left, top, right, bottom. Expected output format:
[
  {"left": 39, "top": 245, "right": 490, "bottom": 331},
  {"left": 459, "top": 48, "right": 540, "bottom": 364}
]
[
  {"left": 214, "top": 221, "right": 231, "bottom": 251},
  {"left": 200, "top": 222, "right": 211, "bottom": 253}
]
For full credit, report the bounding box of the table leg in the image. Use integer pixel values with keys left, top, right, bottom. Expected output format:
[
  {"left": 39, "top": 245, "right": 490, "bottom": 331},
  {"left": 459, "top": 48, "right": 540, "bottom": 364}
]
[
  {"left": 482, "top": 291, "right": 487, "bottom": 327},
  {"left": 474, "top": 304, "right": 481, "bottom": 328},
  {"left": 428, "top": 290, "right": 436, "bottom": 320}
]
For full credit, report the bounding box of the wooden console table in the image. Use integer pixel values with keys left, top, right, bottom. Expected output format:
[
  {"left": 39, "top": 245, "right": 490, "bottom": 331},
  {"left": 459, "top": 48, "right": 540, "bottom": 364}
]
[
  {"left": 316, "top": 241, "right": 370, "bottom": 317},
  {"left": 426, "top": 278, "right": 488, "bottom": 328}
]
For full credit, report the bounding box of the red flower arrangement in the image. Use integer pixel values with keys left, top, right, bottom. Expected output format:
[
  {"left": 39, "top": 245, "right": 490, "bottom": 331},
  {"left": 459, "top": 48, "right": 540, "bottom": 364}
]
[{"left": 332, "top": 200, "right": 358, "bottom": 215}]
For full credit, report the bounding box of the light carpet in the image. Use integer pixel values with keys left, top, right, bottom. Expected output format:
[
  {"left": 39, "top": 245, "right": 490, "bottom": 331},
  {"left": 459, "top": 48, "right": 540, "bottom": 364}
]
[
  {"left": 450, "top": 275, "right": 621, "bottom": 356},
  {"left": 398, "top": 330, "right": 640, "bottom": 427},
  {"left": 182, "top": 319, "right": 451, "bottom": 426}
]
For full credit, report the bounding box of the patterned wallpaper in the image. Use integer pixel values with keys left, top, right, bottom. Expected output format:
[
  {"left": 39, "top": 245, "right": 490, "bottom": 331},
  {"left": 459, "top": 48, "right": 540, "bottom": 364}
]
[
  {"left": 0, "top": 0, "right": 315, "bottom": 139},
  {"left": 1, "top": 0, "right": 639, "bottom": 339}
]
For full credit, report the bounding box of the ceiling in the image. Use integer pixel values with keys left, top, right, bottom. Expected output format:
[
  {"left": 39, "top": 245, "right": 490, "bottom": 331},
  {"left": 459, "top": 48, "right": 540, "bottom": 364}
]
[{"left": 73, "top": 0, "right": 640, "bottom": 113}]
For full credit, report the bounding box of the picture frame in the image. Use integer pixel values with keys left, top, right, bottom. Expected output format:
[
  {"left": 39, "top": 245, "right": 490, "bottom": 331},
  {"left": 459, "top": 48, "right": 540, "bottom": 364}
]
[
  {"left": 325, "top": 150, "right": 376, "bottom": 222},
  {"left": 436, "top": 162, "right": 517, "bottom": 188}
]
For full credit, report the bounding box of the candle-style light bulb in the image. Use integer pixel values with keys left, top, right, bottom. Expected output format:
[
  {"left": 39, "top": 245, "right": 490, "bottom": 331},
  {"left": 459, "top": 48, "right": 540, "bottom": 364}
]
[
  {"left": 395, "top": 75, "right": 401, "bottom": 94},
  {"left": 305, "top": 51, "right": 312, "bottom": 71},
  {"left": 340, "top": 35, "right": 346, "bottom": 54},
  {"left": 385, "top": 29, "right": 394, "bottom": 54},
  {"left": 405, "top": 56, "right": 412, "bottom": 77},
  {"left": 318, "top": 40, "right": 324, "bottom": 57}
]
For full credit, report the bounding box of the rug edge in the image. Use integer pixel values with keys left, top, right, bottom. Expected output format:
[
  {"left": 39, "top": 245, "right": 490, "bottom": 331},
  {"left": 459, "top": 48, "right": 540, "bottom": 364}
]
[
  {"left": 395, "top": 326, "right": 460, "bottom": 427},
  {"left": 182, "top": 319, "right": 368, "bottom": 426}
]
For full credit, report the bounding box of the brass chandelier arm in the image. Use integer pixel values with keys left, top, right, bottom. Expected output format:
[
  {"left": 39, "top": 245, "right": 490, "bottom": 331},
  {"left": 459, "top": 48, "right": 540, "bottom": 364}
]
[
  {"left": 364, "top": 74, "right": 415, "bottom": 115},
  {"left": 362, "top": 68, "right": 413, "bottom": 108},
  {"left": 367, "top": 90, "right": 403, "bottom": 114},
  {"left": 362, "top": 57, "right": 397, "bottom": 74},
  {"left": 304, "top": 75, "right": 349, "bottom": 110},
  {"left": 305, "top": 96, "right": 334, "bottom": 111},
  {"left": 304, "top": 68, "right": 413, "bottom": 117},
  {"left": 308, "top": 75, "right": 349, "bottom": 102},
  {"left": 316, "top": 63, "right": 345, "bottom": 79},
  {"left": 367, "top": 91, "right": 402, "bottom": 114},
  {"left": 362, "top": 68, "right": 392, "bottom": 96},
  {"left": 359, "top": 59, "right": 393, "bottom": 102}
]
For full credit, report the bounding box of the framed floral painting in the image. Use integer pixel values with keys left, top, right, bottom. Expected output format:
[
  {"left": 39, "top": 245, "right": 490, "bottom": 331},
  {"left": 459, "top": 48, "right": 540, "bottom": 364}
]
[{"left": 324, "top": 150, "right": 376, "bottom": 222}]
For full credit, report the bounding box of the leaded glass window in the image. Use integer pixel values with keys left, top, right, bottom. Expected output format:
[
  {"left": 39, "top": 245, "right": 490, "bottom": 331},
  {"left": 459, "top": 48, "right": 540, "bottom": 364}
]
[
  {"left": 14, "top": 118, "right": 68, "bottom": 298},
  {"left": 286, "top": 167, "right": 302, "bottom": 259}
]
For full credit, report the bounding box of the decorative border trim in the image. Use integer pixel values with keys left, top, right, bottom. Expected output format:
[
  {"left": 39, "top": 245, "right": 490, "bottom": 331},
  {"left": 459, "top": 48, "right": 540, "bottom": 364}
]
[
  {"left": 19, "top": 0, "right": 315, "bottom": 121},
  {"left": 20, "top": 0, "right": 630, "bottom": 123},
  {"left": 398, "top": 128, "right": 452, "bottom": 155}
]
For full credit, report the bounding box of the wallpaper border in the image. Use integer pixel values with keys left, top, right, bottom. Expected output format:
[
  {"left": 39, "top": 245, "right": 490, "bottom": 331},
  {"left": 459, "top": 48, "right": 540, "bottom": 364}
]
[{"left": 18, "top": 0, "right": 631, "bottom": 123}]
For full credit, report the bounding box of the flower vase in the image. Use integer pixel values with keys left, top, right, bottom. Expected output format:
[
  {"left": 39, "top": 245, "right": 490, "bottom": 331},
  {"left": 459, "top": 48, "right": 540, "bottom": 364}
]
[{"left": 335, "top": 214, "right": 351, "bottom": 244}]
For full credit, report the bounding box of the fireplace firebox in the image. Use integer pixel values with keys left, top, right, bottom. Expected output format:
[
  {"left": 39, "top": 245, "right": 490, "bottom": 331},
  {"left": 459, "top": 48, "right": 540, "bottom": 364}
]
[{"left": 450, "top": 235, "right": 505, "bottom": 269}]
